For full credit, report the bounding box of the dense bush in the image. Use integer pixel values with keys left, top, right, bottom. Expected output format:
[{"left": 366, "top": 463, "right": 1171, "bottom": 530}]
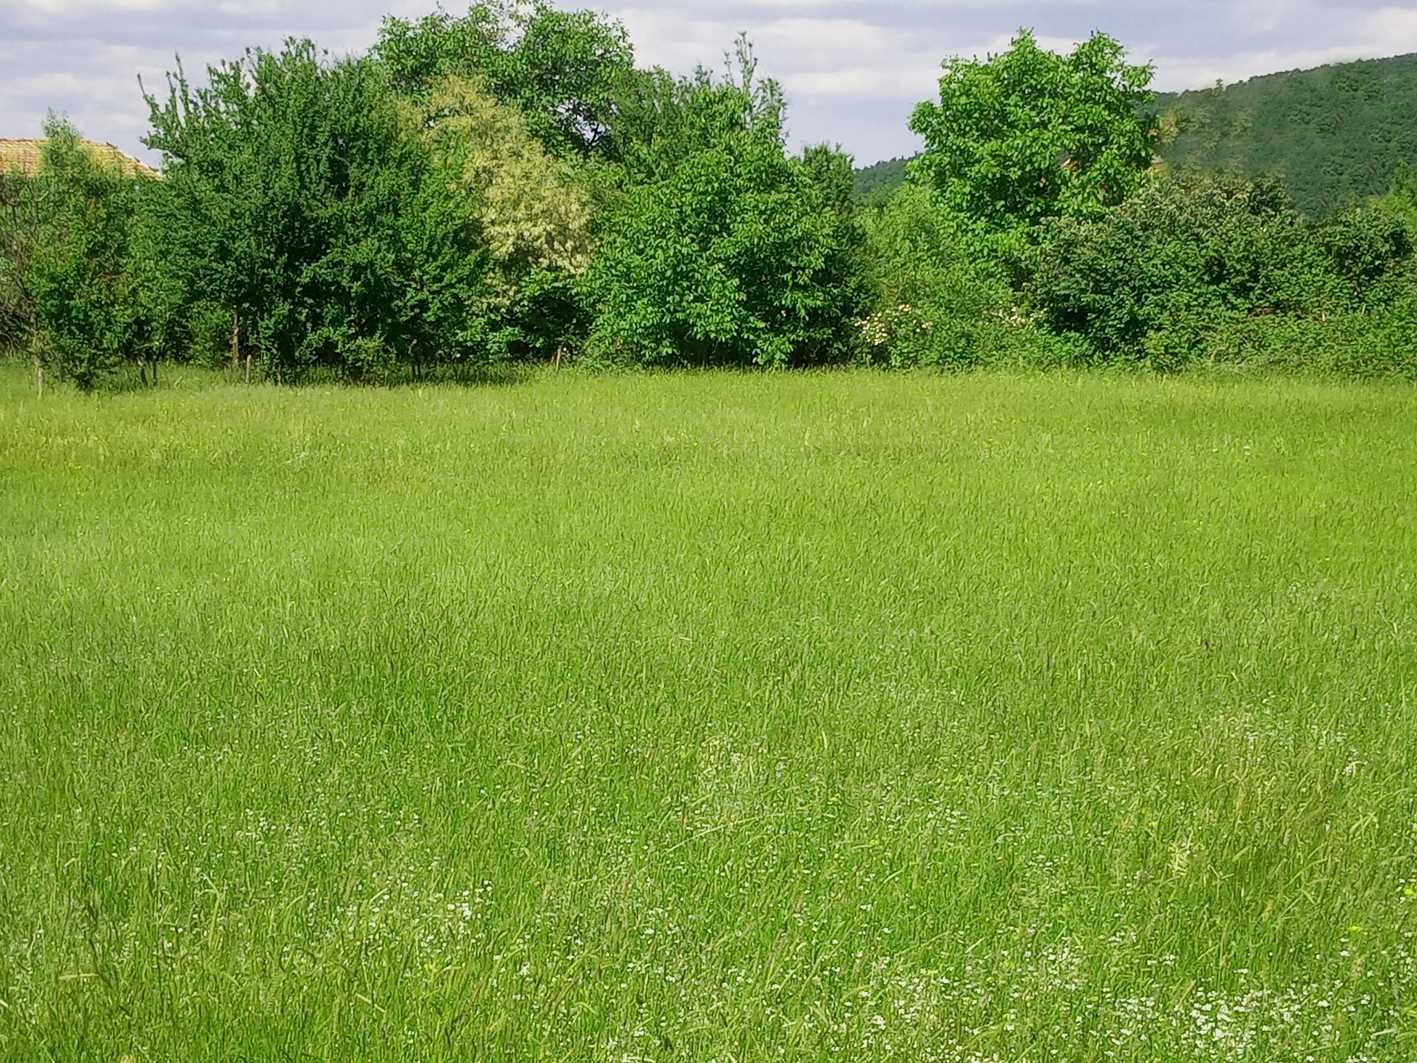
[
  {"left": 582, "top": 44, "right": 869, "bottom": 367},
  {"left": 406, "top": 75, "right": 595, "bottom": 361},
  {"left": 1028, "top": 173, "right": 1366, "bottom": 367},
  {"left": 1315, "top": 203, "right": 1412, "bottom": 295},
  {"left": 1198, "top": 289, "right": 1417, "bottom": 379},
  {"left": 859, "top": 184, "right": 1050, "bottom": 368}
]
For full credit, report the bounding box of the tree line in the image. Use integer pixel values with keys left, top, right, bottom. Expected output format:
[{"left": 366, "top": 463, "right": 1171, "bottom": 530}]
[{"left": 2, "top": 7, "right": 1415, "bottom": 389}]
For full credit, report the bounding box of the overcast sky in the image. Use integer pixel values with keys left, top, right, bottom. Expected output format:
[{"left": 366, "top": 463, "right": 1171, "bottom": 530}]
[{"left": 5, "top": 1, "right": 1417, "bottom": 167}]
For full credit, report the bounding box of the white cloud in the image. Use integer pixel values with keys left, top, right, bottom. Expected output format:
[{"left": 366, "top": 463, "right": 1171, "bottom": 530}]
[{"left": 3, "top": 0, "right": 1416, "bottom": 165}]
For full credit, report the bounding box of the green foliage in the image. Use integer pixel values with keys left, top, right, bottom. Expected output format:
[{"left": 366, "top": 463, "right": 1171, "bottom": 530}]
[
  {"left": 410, "top": 75, "right": 594, "bottom": 359},
  {"left": 602, "top": 45, "right": 786, "bottom": 185},
  {"left": 584, "top": 43, "right": 868, "bottom": 367},
  {"left": 1316, "top": 202, "right": 1413, "bottom": 295},
  {"left": 1160, "top": 53, "right": 1417, "bottom": 218},
  {"left": 1199, "top": 279, "right": 1417, "bottom": 380},
  {"left": 25, "top": 118, "right": 156, "bottom": 389},
  {"left": 375, "top": 1, "right": 634, "bottom": 159},
  {"left": 1374, "top": 163, "right": 1417, "bottom": 233},
  {"left": 910, "top": 30, "right": 1158, "bottom": 259},
  {"left": 143, "top": 41, "right": 498, "bottom": 381},
  {"left": 859, "top": 184, "right": 1057, "bottom": 368},
  {"left": 0, "top": 168, "right": 40, "bottom": 355},
  {"left": 1028, "top": 172, "right": 1367, "bottom": 366}
]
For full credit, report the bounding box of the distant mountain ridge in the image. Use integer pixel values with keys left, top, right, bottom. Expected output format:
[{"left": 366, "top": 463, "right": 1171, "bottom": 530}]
[{"left": 852, "top": 51, "right": 1417, "bottom": 217}]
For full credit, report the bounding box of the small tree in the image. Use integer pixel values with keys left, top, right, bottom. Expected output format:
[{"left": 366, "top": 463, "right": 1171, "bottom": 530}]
[
  {"left": 910, "top": 30, "right": 1158, "bottom": 263},
  {"left": 27, "top": 117, "right": 153, "bottom": 390}
]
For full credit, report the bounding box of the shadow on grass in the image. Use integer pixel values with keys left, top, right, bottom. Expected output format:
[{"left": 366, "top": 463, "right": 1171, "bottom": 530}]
[{"left": 6, "top": 358, "right": 546, "bottom": 395}]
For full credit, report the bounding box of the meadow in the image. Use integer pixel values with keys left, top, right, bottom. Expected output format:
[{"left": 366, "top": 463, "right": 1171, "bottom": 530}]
[{"left": 0, "top": 366, "right": 1415, "bottom": 1060}]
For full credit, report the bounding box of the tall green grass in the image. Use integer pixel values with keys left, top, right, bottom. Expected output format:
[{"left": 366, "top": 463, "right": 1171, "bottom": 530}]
[{"left": 1, "top": 366, "right": 1415, "bottom": 1060}]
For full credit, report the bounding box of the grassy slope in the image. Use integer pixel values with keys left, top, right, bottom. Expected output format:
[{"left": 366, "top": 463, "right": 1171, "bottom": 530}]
[{"left": 1, "top": 368, "right": 1415, "bottom": 1060}]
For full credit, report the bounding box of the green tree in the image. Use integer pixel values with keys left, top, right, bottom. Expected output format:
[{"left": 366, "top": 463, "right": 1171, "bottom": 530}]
[
  {"left": 1376, "top": 164, "right": 1417, "bottom": 232},
  {"left": 27, "top": 117, "right": 155, "bottom": 389},
  {"left": 909, "top": 30, "right": 1158, "bottom": 261},
  {"left": 143, "top": 41, "right": 497, "bottom": 381},
  {"left": 602, "top": 42, "right": 785, "bottom": 184},
  {"left": 409, "top": 75, "right": 595, "bottom": 359},
  {"left": 583, "top": 41, "right": 868, "bottom": 367}
]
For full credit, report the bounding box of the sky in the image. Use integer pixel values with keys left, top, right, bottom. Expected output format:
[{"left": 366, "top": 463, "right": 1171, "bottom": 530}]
[{"left": 5, "top": 1, "right": 1417, "bottom": 168}]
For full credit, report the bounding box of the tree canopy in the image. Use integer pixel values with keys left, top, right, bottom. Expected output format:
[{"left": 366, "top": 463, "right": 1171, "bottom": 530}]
[{"left": 909, "top": 30, "right": 1158, "bottom": 255}]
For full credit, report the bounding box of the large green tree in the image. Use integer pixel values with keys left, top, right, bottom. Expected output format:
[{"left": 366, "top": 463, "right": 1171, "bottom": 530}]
[
  {"left": 909, "top": 30, "right": 1158, "bottom": 259},
  {"left": 143, "top": 40, "right": 497, "bottom": 380}
]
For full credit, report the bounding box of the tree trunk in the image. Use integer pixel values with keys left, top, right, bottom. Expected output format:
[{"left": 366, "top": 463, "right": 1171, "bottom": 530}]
[
  {"left": 244, "top": 352, "right": 252, "bottom": 385},
  {"left": 230, "top": 310, "right": 240, "bottom": 371},
  {"left": 33, "top": 357, "right": 43, "bottom": 398}
]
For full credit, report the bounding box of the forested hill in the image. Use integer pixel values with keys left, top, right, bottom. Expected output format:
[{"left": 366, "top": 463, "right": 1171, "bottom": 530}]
[
  {"left": 853, "top": 51, "right": 1417, "bottom": 217},
  {"left": 853, "top": 156, "right": 912, "bottom": 205},
  {"left": 1158, "top": 52, "right": 1417, "bottom": 216}
]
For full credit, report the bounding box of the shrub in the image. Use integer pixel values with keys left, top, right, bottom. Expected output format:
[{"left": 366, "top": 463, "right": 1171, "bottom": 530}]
[
  {"left": 859, "top": 184, "right": 1046, "bottom": 368},
  {"left": 1029, "top": 172, "right": 1354, "bottom": 365},
  {"left": 1315, "top": 203, "right": 1412, "bottom": 297}
]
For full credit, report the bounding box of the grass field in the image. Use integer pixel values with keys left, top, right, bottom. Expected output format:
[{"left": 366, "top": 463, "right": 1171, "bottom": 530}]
[{"left": 1, "top": 366, "right": 1415, "bottom": 1060}]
